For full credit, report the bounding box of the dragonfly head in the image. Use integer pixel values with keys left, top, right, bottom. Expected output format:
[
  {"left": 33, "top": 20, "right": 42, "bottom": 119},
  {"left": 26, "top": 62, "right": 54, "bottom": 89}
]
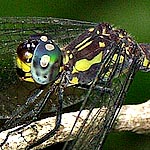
[{"left": 16, "top": 35, "right": 62, "bottom": 85}]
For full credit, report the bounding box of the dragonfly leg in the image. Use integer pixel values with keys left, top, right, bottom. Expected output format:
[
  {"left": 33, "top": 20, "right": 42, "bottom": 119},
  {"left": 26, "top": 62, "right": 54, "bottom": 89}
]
[
  {"left": 1, "top": 87, "right": 45, "bottom": 131},
  {"left": 26, "top": 84, "right": 63, "bottom": 149}
]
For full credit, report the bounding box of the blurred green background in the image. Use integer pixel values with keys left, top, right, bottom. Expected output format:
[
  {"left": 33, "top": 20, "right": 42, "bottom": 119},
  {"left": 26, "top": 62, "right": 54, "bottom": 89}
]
[{"left": 0, "top": 0, "right": 149, "bottom": 149}]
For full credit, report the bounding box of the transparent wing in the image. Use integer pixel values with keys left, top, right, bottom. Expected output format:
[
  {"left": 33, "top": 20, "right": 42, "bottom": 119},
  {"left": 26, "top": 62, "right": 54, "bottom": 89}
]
[
  {"left": 0, "top": 17, "right": 96, "bottom": 123},
  {"left": 62, "top": 24, "right": 143, "bottom": 150},
  {"left": 63, "top": 45, "right": 141, "bottom": 150},
  {"left": 0, "top": 17, "right": 149, "bottom": 150}
]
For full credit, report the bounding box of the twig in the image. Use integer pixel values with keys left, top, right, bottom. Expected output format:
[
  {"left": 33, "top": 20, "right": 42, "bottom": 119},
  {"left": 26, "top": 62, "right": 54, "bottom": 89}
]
[
  {"left": 114, "top": 100, "right": 150, "bottom": 134},
  {"left": 0, "top": 100, "right": 150, "bottom": 149}
]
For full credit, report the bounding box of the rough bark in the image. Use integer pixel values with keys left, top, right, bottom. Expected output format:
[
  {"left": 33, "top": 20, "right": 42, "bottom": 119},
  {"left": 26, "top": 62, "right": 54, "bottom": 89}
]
[{"left": 0, "top": 100, "right": 150, "bottom": 149}]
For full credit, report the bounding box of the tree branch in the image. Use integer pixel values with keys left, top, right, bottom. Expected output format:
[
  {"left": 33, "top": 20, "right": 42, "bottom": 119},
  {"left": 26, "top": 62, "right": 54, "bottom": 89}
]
[
  {"left": 0, "top": 100, "right": 150, "bottom": 149},
  {"left": 114, "top": 100, "right": 150, "bottom": 134}
]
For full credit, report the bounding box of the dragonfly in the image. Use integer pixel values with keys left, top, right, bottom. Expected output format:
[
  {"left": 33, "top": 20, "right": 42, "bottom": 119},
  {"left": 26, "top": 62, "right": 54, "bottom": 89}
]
[{"left": 0, "top": 17, "right": 149, "bottom": 150}]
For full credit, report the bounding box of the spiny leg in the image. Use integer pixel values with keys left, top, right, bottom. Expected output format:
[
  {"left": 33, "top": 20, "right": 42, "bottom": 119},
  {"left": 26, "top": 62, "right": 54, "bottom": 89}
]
[
  {"left": 0, "top": 83, "right": 58, "bottom": 148},
  {"left": 25, "top": 71, "right": 66, "bottom": 149},
  {"left": 63, "top": 41, "right": 141, "bottom": 150},
  {"left": 62, "top": 43, "right": 118, "bottom": 150},
  {"left": 0, "top": 84, "right": 55, "bottom": 146},
  {"left": 0, "top": 86, "right": 45, "bottom": 147},
  {"left": 1, "top": 86, "right": 45, "bottom": 131},
  {"left": 26, "top": 83, "right": 64, "bottom": 149}
]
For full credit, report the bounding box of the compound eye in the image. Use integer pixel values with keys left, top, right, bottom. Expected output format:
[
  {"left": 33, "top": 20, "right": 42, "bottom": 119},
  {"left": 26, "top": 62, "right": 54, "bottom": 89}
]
[
  {"left": 31, "top": 37, "right": 62, "bottom": 85},
  {"left": 17, "top": 39, "right": 38, "bottom": 64}
]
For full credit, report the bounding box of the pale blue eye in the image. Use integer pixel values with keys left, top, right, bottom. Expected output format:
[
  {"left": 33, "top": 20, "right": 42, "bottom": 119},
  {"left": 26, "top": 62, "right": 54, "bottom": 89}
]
[{"left": 31, "top": 36, "right": 62, "bottom": 85}]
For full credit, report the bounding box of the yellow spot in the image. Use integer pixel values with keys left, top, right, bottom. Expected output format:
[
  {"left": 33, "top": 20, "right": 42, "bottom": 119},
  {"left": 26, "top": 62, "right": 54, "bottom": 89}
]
[
  {"left": 112, "top": 54, "right": 118, "bottom": 61},
  {"left": 72, "top": 51, "right": 103, "bottom": 73},
  {"left": 67, "top": 50, "right": 70, "bottom": 54},
  {"left": 89, "top": 28, "right": 94, "bottom": 32},
  {"left": 69, "top": 77, "right": 78, "bottom": 84},
  {"left": 25, "top": 72, "right": 32, "bottom": 77},
  {"left": 97, "top": 30, "right": 100, "bottom": 34},
  {"left": 125, "top": 47, "right": 130, "bottom": 55},
  {"left": 121, "top": 43, "right": 125, "bottom": 48},
  {"left": 69, "top": 54, "right": 73, "bottom": 59},
  {"left": 59, "top": 66, "right": 64, "bottom": 73},
  {"left": 22, "top": 77, "right": 34, "bottom": 82},
  {"left": 112, "top": 54, "right": 124, "bottom": 63},
  {"left": 75, "top": 36, "right": 92, "bottom": 49},
  {"left": 55, "top": 77, "right": 61, "bottom": 84},
  {"left": 78, "top": 40, "right": 93, "bottom": 51},
  {"left": 119, "top": 55, "right": 124, "bottom": 63},
  {"left": 102, "top": 28, "right": 110, "bottom": 36},
  {"left": 16, "top": 57, "right": 31, "bottom": 72},
  {"left": 99, "top": 42, "right": 105, "bottom": 48},
  {"left": 45, "top": 44, "right": 54, "bottom": 51},
  {"left": 102, "top": 28, "right": 106, "bottom": 34},
  {"left": 128, "top": 38, "right": 132, "bottom": 42},
  {"left": 63, "top": 54, "right": 69, "bottom": 64},
  {"left": 23, "top": 73, "right": 34, "bottom": 82},
  {"left": 119, "top": 34, "right": 124, "bottom": 38},
  {"left": 104, "top": 71, "right": 111, "bottom": 78},
  {"left": 40, "top": 36, "right": 48, "bottom": 42},
  {"left": 143, "top": 58, "right": 149, "bottom": 67}
]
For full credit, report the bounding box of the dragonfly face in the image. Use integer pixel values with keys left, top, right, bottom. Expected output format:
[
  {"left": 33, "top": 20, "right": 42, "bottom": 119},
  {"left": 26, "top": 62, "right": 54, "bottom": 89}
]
[{"left": 16, "top": 35, "right": 62, "bottom": 85}]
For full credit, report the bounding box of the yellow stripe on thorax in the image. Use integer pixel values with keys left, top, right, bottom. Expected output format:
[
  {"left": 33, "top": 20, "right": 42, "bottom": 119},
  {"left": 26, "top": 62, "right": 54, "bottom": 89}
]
[
  {"left": 143, "top": 57, "right": 150, "bottom": 68},
  {"left": 75, "top": 36, "right": 92, "bottom": 49},
  {"left": 77, "top": 40, "right": 93, "bottom": 51},
  {"left": 72, "top": 51, "right": 103, "bottom": 74}
]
